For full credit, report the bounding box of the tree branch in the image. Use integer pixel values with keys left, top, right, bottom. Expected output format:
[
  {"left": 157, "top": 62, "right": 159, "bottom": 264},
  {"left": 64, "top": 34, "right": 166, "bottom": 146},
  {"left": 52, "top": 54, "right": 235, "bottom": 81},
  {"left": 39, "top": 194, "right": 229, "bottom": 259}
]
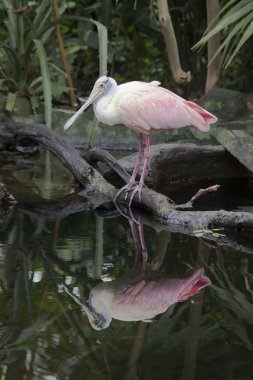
[
  {"left": 1, "top": 122, "right": 253, "bottom": 230},
  {"left": 157, "top": 0, "right": 191, "bottom": 86}
]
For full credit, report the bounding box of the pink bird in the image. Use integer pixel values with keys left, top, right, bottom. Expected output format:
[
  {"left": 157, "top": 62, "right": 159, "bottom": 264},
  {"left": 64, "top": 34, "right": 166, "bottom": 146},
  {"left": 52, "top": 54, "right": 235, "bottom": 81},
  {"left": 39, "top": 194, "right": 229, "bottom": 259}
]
[
  {"left": 61, "top": 268, "right": 211, "bottom": 330},
  {"left": 64, "top": 77, "right": 218, "bottom": 203}
]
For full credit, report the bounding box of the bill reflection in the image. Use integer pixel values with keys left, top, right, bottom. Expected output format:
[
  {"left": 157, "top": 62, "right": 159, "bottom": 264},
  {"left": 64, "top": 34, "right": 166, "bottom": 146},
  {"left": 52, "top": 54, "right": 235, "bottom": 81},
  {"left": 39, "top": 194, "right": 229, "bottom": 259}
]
[{"left": 61, "top": 220, "right": 211, "bottom": 330}]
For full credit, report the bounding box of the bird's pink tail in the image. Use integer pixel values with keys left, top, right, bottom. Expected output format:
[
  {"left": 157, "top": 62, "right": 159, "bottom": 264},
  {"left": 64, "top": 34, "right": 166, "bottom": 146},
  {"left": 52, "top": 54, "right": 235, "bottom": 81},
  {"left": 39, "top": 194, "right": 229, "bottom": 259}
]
[{"left": 185, "top": 101, "right": 218, "bottom": 132}]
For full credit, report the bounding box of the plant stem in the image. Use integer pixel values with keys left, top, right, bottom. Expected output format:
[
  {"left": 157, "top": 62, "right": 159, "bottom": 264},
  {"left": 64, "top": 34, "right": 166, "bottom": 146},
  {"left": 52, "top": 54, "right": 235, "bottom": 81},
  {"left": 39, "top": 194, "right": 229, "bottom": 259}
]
[{"left": 52, "top": 0, "right": 77, "bottom": 108}]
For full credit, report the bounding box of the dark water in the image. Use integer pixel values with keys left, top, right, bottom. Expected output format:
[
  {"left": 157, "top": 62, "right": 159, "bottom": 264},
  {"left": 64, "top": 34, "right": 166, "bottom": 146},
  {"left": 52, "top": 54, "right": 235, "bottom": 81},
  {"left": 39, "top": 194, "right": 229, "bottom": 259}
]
[{"left": 0, "top": 152, "right": 253, "bottom": 380}]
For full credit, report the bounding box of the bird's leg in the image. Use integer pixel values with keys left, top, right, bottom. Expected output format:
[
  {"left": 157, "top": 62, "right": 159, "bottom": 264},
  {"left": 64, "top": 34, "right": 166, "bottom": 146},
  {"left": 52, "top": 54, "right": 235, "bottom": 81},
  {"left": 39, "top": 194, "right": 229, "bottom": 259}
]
[
  {"left": 129, "top": 135, "right": 151, "bottom": 207},
  {"left": 139, "top": 134, "right": 151, "bottom": 189},
  {"left": 128, "top": 219, "right": 141, "bottom": 267},
  {"left": 138, "top": 223, "right": 148, "bottom": 271},
  {"left": 130, "top": 218, "right": 148, "bottom": 271},
  {"left": 114, "top": 133, "right": 143, "bottom": 202},
  {"left": 129, "top": 132, "right": 144, "bottom": 186}
]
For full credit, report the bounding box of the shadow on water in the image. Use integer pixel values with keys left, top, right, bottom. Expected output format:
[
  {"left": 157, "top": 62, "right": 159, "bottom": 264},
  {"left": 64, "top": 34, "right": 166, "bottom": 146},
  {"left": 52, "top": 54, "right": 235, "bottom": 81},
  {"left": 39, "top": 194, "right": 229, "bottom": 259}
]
[{"left": 0, "top": 152, "right": 253, "bottom": 380}]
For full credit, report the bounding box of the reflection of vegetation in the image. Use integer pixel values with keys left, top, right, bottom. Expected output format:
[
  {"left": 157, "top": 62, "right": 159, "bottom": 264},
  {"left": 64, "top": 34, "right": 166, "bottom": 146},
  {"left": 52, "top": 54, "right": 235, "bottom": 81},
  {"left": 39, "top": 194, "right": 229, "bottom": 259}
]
[
  {"left": 0, "top": 209, "right": 253, "bottom": 379},
  {"left": 209, "top": 250, "right": 253, "bottom": 350}
]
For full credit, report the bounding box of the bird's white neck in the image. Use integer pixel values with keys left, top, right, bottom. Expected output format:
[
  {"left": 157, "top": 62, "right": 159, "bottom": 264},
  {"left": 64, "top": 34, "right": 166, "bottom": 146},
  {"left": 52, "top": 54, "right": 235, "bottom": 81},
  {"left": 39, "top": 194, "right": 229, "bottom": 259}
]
[
  {"left": 89, "top": 286, "right": 114, "bottom": 328},
  {"left": 93, "top": 85, "right": 121, "bottom": 126}
]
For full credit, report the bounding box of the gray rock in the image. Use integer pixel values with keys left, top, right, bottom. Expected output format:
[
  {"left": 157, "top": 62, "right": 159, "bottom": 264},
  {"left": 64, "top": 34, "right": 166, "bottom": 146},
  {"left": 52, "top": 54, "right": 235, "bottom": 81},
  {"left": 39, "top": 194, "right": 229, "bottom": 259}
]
[{"left": 200, "top": 88, "right": 248, "bottom": 121}]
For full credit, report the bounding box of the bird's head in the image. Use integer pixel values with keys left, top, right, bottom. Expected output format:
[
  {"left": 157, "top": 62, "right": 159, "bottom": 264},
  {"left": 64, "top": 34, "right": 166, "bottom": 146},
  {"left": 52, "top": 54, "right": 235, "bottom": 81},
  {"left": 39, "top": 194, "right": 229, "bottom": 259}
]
[
  {"left": 94, "top": 76, "right": 117, "bottom": 95},
  {"left": 64, "top": 76, "right": 117, "bottom": 131},
  {"left": 60, "top": 283, "right": 112, "bottom": 330},
  {"left": 86, "top": 306, "right": 112, "bottom": 331}
]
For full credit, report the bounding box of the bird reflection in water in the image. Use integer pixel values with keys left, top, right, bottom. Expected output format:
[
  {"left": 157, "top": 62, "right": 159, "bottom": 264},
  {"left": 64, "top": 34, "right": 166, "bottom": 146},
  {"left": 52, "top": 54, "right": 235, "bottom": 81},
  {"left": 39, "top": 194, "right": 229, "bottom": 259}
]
[{"left": 61, "top": 220, "right": 211, "bottom": 330}]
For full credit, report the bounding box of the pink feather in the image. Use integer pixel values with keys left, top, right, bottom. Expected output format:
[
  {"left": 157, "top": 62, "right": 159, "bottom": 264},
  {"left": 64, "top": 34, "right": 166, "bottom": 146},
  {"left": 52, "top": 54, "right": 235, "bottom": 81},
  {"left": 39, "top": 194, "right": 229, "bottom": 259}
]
[{"left": 119, "top": 84, "right": 217, "bottom": 133}]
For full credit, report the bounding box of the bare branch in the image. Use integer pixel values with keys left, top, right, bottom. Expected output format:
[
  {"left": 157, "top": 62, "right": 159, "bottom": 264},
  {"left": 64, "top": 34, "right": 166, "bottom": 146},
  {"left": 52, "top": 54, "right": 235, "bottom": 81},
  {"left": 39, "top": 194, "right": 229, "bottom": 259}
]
[
  {"left": 175, "top": 184, "right": 220, "bottom": 210},
  {"left": 157, "top": 0, "right": 191, "bottom": 86}
]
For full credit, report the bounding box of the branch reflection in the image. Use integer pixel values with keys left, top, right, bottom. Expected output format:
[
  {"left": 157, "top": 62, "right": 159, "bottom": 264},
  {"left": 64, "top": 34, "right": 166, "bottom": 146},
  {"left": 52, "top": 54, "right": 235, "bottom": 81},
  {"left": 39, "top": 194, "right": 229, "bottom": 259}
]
[{"left": 62, "top": 217, "right": 211, "bottom": 330}]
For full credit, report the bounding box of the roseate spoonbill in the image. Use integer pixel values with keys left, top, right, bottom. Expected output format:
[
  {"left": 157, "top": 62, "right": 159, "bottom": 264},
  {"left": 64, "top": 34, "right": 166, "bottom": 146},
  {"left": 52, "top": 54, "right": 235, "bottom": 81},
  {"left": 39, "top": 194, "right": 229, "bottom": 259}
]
[
  {"left": 64, "top": 76, "right": 218, "bottom": 203},
  {"left": 61, "top": 268, "right": 210, "bottom": 330}
]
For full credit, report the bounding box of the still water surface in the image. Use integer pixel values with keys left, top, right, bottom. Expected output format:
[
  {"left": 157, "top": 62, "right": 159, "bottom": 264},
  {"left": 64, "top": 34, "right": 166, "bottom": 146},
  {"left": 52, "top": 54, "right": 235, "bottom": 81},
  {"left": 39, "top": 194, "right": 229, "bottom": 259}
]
[{"left": 0, "top": 153, "right": 253, "bottom": 380}]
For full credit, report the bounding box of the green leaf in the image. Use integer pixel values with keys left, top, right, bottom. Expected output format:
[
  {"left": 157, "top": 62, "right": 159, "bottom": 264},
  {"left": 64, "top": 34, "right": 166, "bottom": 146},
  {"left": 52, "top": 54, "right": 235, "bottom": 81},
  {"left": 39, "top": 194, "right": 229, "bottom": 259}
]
[
  {"left": 193, "top": 0, "right": 253, "bottom": 68},
  {"left": 224, "top": 19, "right": 253, "bottom": 68},
  {"left": 5, "top": 92, "right": 16, "bottom": 112},
  {"left": 29, "top": 95, "right": 40, "bottom": 113},
  {"left": 207, "top": 11, "right": 253, "bottom": 66},
  {"left": 2, "top": 0, "right": 18, "bottom": 49},
  {"left": 92, "top": 19, "right": 108, "bottom": 76},
  {"left": 86, "top": 117, "right": 99, "bottom": 150},
  {"left": 24, "top": 6, "right": 54, "bottom": 59},
  {"left": 63, "top": 16, "right": 108, "bottom": 76},
  {"left": 0, "top": 44, "right": 21, "bottom": 82},
  {"left": 33, "top": 39, "right": 52, "bottom": 128},
  {"left": 193, "top": 1, "right": 253, "bottom": 49},
  {"left": 17, "top": 11, "right": 25, "bottom": 56},
  {"left": 221, "top": 0, "right": 252, "bottom": 18},
  {"left": 29, "top": 15, "right": 108, "bottom": 78},
  {"left": 33, "top": 0, "right": 51, "bottom": 32}
]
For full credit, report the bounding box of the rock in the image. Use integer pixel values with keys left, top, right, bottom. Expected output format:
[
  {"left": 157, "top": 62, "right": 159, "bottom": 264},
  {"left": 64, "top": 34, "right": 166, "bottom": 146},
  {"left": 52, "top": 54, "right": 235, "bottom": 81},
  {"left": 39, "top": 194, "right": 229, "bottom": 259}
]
[
  {"left": 200, "top": 88, "right": 248, "bottom": 121},
  {"left": 103, "top": 143, "right": 250, "bottom": 191}
]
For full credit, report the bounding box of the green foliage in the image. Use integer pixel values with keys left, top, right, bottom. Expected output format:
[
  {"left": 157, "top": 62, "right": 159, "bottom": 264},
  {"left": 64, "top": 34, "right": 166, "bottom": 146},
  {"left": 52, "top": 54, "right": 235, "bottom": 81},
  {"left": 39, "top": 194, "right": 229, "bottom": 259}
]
[
  {"left": 5, "top": 92, "right": 17, "bottom": 112},
  {"left": 0, "top": 0, "right": 108, "bottom": 126},
  {"left": 0, "top": 0, "right": 55, "bottom": 125},
  {"left": 33, "top": 39, "right": 52, "bottom": 128},
  {"left": 194, "top": 0, "right": 253, "bottom": 69},
  {"left": 0, "top": 0, "right": 252, "bottom": 122}
]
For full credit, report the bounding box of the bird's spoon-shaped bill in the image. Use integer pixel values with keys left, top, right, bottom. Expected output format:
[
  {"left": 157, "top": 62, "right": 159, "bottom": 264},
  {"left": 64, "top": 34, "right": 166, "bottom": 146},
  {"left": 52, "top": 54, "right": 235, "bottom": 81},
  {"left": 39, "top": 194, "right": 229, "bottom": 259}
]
[
  {"left": 60, "top": 284, "right": 99, "bottom": 326},
  {"left": 64, "top": 86, "right": 102, "bottom": 131}
]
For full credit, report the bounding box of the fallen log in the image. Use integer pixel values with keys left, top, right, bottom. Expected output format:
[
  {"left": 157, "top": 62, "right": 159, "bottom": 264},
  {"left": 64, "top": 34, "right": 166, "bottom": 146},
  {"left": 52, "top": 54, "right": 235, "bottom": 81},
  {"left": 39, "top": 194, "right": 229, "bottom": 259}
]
[{"left": 0, "top": 121, "right": 253, "bottom": 229}]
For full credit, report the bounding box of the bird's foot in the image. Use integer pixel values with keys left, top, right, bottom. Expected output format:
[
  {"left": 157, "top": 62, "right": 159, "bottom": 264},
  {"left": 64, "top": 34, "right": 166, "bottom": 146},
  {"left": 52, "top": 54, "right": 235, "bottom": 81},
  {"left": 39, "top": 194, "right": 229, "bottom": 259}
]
[
  {"left": 129, "top": 183, "right": 144, "bottom": 207},
  {"left": 114, "top": 181, "right": 137, "bottom": 203},
  {"left": 129, "top": 182, "right": 144, "bottom": 208},
  {"left": 114, "top": 181, "right": 146, "bottom": 225},
  {"left": 127, "top": 183, "right": 145, "bottom": 223}
]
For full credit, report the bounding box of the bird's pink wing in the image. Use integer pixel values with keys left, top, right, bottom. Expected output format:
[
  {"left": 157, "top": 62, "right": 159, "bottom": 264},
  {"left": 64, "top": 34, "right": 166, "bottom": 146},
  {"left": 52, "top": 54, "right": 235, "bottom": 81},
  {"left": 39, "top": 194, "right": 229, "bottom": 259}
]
[
  {"left": 111, "top": 268, "right": 210, "bottom": 321},
  {"left": 119, "top": 84, "right": 217, "bottom": 133}
]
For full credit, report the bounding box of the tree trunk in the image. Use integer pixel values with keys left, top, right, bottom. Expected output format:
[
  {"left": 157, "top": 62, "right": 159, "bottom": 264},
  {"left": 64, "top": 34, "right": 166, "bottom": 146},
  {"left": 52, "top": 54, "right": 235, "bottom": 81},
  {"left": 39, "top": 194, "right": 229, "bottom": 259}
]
[
  {"left": 205, "top": 0, "right": 221, "bottom": 93},
  {"left": 157, "top": 0, "right": 191, "bottom": 87}
]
